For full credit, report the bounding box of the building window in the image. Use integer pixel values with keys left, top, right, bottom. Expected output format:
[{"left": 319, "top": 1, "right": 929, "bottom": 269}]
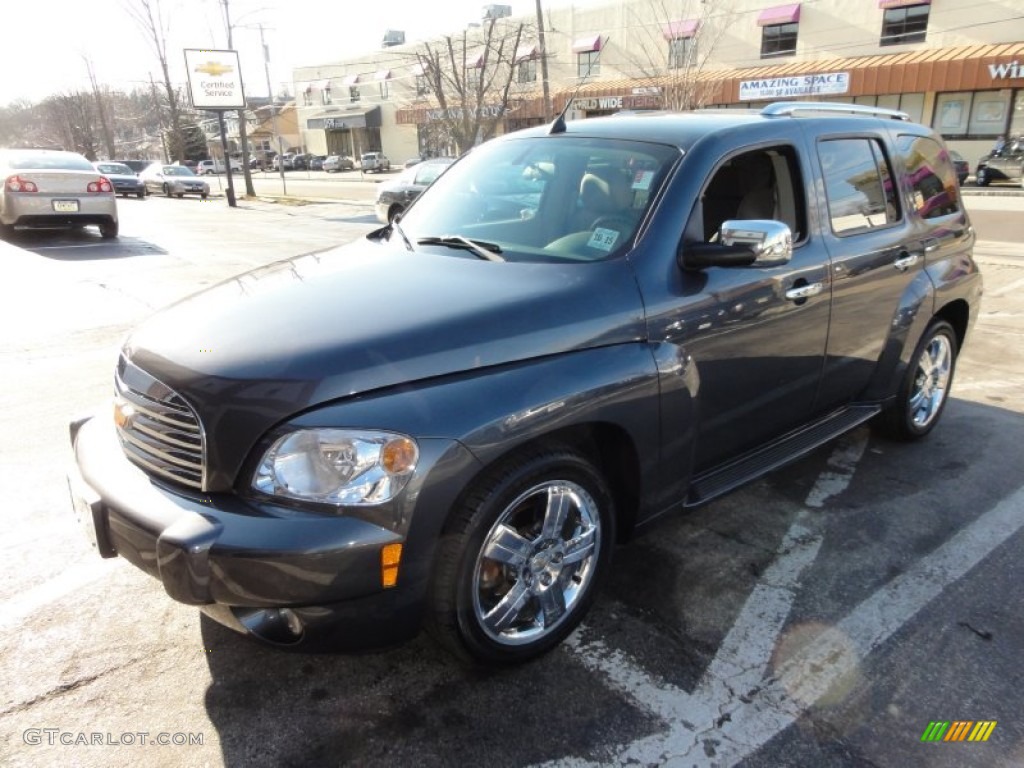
[
  {"left": 302, "top": 88, "right": 312, "bottom": 106},
  {"left": 577, "top": 50, "right": 600, "bottom": 79},
  {"left": 668, "top": 37, "right": 697, "bottom": 70},
  {"left": 518, "top": 58, "right": 537, "bottom": 84},
  {"left": 321, "top": 86, "right": 332, "bottom": 105},
  {"left": 379, "top": 81, "right": 389, "bottom": 100},
  {"left": 761, "top": 23, "right": 798, "bottom": 58},
  {"left": 880, "top": 4, "right": 929, "bottom": 46},
  {"left": 416, "top": 75, "right": 429, "bottom": 96},
  {"left": 934, "top": 90, "right": 1012, "bottom": 139},
  {"left": 349, "top": 86, "right": 360, "bottom": 103}
]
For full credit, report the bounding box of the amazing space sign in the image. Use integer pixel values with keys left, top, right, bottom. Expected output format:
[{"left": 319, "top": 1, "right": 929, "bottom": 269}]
[{"left": 739, "top": 72, "right": 850, "bottom": 101}]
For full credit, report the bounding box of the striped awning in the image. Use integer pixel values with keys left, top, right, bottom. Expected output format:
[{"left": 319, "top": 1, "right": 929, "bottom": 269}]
[
  {"left": 572, "top": 35, "right": 602, "bottom": 53},
  {"left": 515, "top": 44, "right": 538, "bottom": 63},
  {"left": 341, "top": 74, "right": 360, "bottom": 86}
]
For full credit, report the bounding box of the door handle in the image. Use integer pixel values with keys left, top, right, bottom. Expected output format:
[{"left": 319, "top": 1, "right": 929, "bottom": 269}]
[
  {"left": 894, "top": 253, "right": 920, "bottom": 271},
  {"left": 785, "top": 282, "right": 823, "bottom": 301}
]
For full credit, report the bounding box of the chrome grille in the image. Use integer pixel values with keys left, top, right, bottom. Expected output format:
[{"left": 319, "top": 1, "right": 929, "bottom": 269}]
[{"left": 114, "top": 356, "right": 206, "bottom": 490}]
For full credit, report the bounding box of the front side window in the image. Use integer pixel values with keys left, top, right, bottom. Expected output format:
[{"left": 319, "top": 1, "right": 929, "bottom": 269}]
[
  {"left": 761, "top": 23, "right": 798, "bottom": 58},
  {"left": 881, "top": 4, "right": 929, "bottom": 46},
  {"left": 668, "top": 37, "right": 696, "bottom": 70},
  {"left": 577, "top": 50, "right": 600, "bottom": 79},
  {"left": 897, "top": 135, "right": 961, "bottom": 220},
  {"left": 394, "top": 137, "right": 679, "bottom": 263},
  {"left": 818, "top": 138, "right": 900, "bottom": 235}
]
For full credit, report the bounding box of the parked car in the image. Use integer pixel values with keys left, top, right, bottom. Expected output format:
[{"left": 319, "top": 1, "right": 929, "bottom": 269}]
[
  {"left": 0, "top": 148, "right": 118, "bottom": 238},
  {"left": 375, "top": 157, "right": 455, "bottom": 223},
  {"left": 360, "top": 151, "right": 391, "bottom": 173},
  {"left": 273, "top": 152, "right": 298, "bottom": 171},
  {"left": 69, "top": 103, "right": 982, "bottom": 665},
  {"left": 139, "top": 162, "right": 210, "bottom": 198},
  {"left": 196, "top": 158, "right": 241, "bottom": 175},
  {"left": 94, "top": 161, "right": 146, "bottom": 199},
  {"left": 308, "top": 155, "right": 327, "bottom": 171},
  {"left": 323, "top": 155, "right": 355, "bottom": 172},
  {"left": 949, "top": 150, "right": 969, "bottom": 186},
  {"left": 974, "top": 136, "right": 1024, "bottom": 187}
]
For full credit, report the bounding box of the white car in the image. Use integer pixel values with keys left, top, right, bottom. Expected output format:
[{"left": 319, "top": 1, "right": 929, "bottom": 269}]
[
  {"left": 139, "top": 163, "right": 211, "bottom": 199},
  {"left": 196, "top": 158, "right": 242, "bottom": 175},
  {"left": 0, "top": 148, "right": 118, "bottom": 238}
]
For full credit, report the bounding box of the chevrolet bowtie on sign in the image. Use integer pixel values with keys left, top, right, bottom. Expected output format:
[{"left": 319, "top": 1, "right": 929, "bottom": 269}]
[{"left": 184, "top": 49, "right": 245, "bottom": 109}]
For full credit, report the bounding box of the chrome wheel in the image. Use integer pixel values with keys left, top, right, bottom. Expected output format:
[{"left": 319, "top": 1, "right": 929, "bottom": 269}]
[
  {"left": 908, "top": 333, "right": 952, "bottom": 430},
  {"left": 472, "top": 480, "right": 601, "bottom": 646}
]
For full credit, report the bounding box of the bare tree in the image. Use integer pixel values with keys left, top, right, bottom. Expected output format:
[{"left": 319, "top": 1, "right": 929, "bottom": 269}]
[
  {"left": 124, "top": 0, "right": 186, "bottom": 160},
  {"left": 42, "top": 92, "right": 102, "bottom": 159},
  {"left": 624, "top": 0, "right": 735, "bottom": 111},
  {"left": 413, "top": 17, "right": 527, "bottom": 154},
  {"left": 84, "top": 57, "right": 117, "bottom": 159}
]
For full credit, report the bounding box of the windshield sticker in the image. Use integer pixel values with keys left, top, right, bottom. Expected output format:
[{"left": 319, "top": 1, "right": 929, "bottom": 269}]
[
  {"left": 588, "top": 228, "right": 620, "bottom": 251},
  {"left": 632, "top": 170, "right": 655, "bottom": 190}
]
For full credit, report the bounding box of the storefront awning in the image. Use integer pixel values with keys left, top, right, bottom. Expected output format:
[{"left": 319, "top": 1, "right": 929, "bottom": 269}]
[
  {"left": 662, "top": 19, "right": 699, "bottom": 40},
  {"left": 466, "top": 52, "right": 484, "bottom": 68},
  {"left": 879, "top": 0, "right": 929, "bottom": 7},
  {"left": 306, "top": 105, "right": 381, "bottom": 131},
  {"left": 757, "top": 3, "right": 801, "bottom": 26},
  {"left": 572, "top": 35, "right": 603, "bottom": 53},
  {"left": 515, "top": 44, "right": 538, "bottom": 63}
]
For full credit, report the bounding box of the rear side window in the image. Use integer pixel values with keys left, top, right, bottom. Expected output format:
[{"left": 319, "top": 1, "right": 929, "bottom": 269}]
[
  {"left": 818, "top": 138, "right": 900, "bottom": 235},
  {"left": 896, "top": 135, "right": 962, "bottom": 220}
]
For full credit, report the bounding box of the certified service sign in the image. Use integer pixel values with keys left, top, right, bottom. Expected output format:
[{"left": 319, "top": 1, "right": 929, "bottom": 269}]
[{"left": 184, "top": 49, "right": 245, "bottom": 109}]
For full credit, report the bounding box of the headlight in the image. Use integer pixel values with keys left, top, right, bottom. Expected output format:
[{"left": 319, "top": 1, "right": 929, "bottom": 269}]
[{"left": 252, "top": 429, "right": 419, "bottom": 506}]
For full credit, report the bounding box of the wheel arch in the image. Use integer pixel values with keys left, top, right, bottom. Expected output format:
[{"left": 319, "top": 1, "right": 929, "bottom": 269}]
[
  {"left": 934, "top": 298, "right": 970, "bottom": 352},
  {"left": 441, "top": 423, "right": 642, "bottom": 544}
]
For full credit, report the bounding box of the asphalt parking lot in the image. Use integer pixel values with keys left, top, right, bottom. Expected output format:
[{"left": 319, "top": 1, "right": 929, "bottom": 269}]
[{"left": 0, "top": 191, "right": 1022, "bottom": 767}]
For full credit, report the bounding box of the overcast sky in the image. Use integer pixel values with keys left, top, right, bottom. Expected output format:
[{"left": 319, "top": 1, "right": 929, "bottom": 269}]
[{"left": 0, "top": 0, "right": 584, "bottom": 107}]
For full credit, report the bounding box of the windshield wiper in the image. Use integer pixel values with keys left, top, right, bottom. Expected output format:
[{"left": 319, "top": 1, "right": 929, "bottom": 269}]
[
  {"left": 391, "top": 218, "right": 413, "bottom": 251},
  {"left": 417, "top": 235, "right": 505, "bottom": 262}
]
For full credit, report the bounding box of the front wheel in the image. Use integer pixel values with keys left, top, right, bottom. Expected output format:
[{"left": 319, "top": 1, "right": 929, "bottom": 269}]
[
  {"left": 875, "top": 320, "right": 958, "bottom": 440},
  {"left": 975, "top": 167, "right": 990, "bottom": 187},
  {"left": 427, "top": 445, "right": 615, "bottom": 665},
  {"left": 163, "top": 184, "right": 172, "bottom": 197}
]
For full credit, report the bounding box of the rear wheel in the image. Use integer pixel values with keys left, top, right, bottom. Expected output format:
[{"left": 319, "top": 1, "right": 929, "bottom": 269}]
[
  {"left": 427, "top": 445, "right": 614, "bottom": 664},
  {"left": 975, "top": 167, "right": 989, "bottom": 186},
  {"left": 163, "top": 184, "right": 172, "bottom": 197},
  {"left": 99, "top": 219, "right": 119, "bottom": 239},
  {"left": 136, "top": 189, "right": 145, "bottom": 199},
  {"left": 875, "top": 320, "right": 958, "bottom": 440}
]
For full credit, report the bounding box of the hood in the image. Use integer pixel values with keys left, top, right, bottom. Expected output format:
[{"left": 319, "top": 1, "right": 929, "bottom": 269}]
[{"left": 125, "top": 241, "right": 645, "bottom": 488}]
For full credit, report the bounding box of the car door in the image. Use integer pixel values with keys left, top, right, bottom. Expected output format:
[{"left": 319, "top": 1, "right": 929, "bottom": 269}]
[
  {"left": 811, "top": 133, "right": 925, "bottom": 410},
  {"left": 636, "top": 141, "right": 831, "bottom": 472}
]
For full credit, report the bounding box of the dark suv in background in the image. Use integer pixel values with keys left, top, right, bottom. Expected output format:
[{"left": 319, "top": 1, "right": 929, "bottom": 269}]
[{"left": 69, "top": 103, "right": 981, "bottom": 665}]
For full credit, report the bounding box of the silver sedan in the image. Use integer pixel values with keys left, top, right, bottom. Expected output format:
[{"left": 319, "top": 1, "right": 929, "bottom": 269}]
[
  {"left": 0, "top": 148, "right": 119, "bottom": 238},
  {"left": 139, "top": 163, "right": 211, "bottom": 199}
]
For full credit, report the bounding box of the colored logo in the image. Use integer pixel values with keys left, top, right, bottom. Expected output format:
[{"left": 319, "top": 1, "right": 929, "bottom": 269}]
[
  {"left": 921, "top": 721, "right": 997, "bottom": 742},
  {"left": 194, "top": 61, "right": 234, "bottom": 77}
]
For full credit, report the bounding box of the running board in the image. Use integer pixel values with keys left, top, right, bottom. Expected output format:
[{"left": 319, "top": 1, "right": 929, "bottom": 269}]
[{"left": 685, "top": 405, "right": 881, "bottom": 507}]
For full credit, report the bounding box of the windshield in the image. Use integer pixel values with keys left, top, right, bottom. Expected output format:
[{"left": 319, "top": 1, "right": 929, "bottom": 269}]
[
  {"left": 5, "top": 151, "right": 95, "bottom": 171},
  {"left": 162, "top": 166, "right": 196, "bottom": 176},
  {"left": 97, "top": 163, "right": 133, "bottom": 175},
  {"left": 393, "top": 136, "right": 679, "bottom": 263}
]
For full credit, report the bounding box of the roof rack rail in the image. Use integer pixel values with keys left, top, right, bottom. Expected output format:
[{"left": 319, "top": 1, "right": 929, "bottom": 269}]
[{"left": 761, "top": 102, "right": 909, "bottom": 121}]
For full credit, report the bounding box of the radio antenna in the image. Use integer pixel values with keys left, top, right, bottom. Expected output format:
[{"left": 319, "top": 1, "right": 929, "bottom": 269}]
[{"left": 549, "top": 37, "right": 607, "bottom": 134}]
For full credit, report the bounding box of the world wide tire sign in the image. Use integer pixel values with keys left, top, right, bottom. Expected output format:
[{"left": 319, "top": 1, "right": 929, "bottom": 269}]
[{"left": 184, "top": 49, "right": 246, "bottom": 110}]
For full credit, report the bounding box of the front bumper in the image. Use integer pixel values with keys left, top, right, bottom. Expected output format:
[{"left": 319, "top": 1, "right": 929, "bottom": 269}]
[{"left": 69, "top": 415, "right": 424, "bottom": 647}]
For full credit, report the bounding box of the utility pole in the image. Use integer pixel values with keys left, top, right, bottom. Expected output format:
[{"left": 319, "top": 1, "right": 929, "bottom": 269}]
[
  {"left": 222, "top": 0, "right": 256, "bottom": 196},
  {"left": 259, "top": 24, "right": 287, "bottom": 195},
  {"left": 535, "top": 0, "right": 552, "bottom": 121}
]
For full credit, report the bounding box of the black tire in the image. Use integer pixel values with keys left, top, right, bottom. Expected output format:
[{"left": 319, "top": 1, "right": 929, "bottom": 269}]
[
  {"left": 201, "top": 192, "right": 208, "bottom": 200},
  {"left": 426, "top": 444, "right": 615, "bottom": 665},
  {"left": 975, "top": 168, "right": 989, "bottom": 187},
  {"left": 177, "top": 193, "right": 184, "bottom": 198},
  {"left": 137, "top": 190, "right": 145, "bottom": 199},
  {"left": 875, "top": 320, "right": 958, "bottom": 441},
  {"left": 163, "top": 184, "right": 172, "bottom": 198},
  {"left": 99, "top": 220, "right": 119, "bottom": 239}
]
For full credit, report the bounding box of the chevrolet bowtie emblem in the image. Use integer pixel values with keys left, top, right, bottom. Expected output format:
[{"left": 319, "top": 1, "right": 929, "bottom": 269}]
[{"left": 195, "top": 61, "right": 234, "bottom": 77}]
